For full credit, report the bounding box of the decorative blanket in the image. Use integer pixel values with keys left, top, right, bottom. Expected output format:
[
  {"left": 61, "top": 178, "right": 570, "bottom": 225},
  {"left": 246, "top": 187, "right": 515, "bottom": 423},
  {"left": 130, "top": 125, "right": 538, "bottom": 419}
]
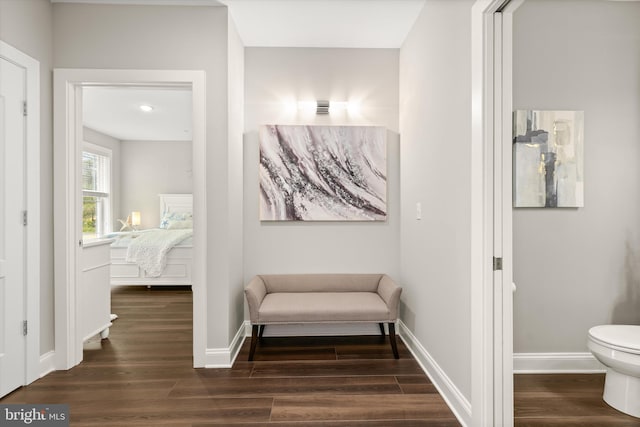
[{"left": 125, "top": 229, "right": 193, "bottom": 277}]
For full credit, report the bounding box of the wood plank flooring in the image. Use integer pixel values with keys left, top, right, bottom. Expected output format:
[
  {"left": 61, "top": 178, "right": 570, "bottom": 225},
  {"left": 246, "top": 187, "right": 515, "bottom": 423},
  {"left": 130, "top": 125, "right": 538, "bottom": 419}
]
[
  {"left": 1, "top": 286, "right": 459, "bottom": 426},
  {"left": 3, "top": 286, "right": 639, "bottom": 426},
  {"left": 514, "top": 374, "right": 640, "bottom": 426}
]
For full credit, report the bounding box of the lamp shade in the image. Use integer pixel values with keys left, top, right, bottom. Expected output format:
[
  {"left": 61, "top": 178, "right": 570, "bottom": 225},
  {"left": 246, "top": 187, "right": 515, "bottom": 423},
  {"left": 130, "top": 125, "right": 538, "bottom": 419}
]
[{"left": 131, "top": 211, "right": 141, "bottom": 226}]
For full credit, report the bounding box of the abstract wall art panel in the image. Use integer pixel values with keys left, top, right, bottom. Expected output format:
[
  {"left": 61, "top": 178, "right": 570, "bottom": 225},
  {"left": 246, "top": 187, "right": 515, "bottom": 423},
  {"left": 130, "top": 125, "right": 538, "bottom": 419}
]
[
  {"left": 513, "top": 110, "right": 584, "bottom": 208},
  {"left": 259, "top": 124, "right": 387, "bottom": 221}
]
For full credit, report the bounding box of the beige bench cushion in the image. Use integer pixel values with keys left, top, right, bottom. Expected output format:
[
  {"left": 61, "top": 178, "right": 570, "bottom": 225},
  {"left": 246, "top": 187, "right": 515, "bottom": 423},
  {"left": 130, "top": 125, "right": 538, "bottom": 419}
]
[
  {"left": 259, "top": 274, "right": 382, "bottom": 293},
  {"left": 257, "top": 292, "right": 390, "bottom": 323}
]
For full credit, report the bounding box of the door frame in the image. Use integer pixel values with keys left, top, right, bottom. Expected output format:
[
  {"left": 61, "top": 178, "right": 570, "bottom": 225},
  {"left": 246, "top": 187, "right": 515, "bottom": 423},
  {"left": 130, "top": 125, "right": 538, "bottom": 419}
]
[
  {"left": 53, "top": 68, "right": 207, "bottom": 369},
  {"left": 471, "top": 1, "right": 523, "bottom": 425},
  {"left": 0, "top": 40, "right": 41, "bottom": 387}
]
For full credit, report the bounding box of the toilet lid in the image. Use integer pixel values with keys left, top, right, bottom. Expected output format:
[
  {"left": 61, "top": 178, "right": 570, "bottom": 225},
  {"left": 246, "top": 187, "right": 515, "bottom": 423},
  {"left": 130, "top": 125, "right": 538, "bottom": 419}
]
[{"left": 589, "top": 325, "right": 640, "bottom": 354}]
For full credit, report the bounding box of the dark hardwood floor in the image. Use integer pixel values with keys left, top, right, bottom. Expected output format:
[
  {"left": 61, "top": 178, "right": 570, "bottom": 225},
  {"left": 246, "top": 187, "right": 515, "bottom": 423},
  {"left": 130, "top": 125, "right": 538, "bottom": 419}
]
[
  {"left": 514, "top": 374, "right": 640, "bottom": 426},
  {"left": 3, "top": 286, "right": 639, "bottom": 426},
  {"left": 1, "top": 286, "right": 459, "bottom": 426}
]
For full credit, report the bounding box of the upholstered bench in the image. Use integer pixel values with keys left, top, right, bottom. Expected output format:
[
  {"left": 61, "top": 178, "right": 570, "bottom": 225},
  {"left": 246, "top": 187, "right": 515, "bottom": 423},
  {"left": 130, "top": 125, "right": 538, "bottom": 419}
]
[{"left": 244, "top": 273, "right": 402, "bottom": 361}]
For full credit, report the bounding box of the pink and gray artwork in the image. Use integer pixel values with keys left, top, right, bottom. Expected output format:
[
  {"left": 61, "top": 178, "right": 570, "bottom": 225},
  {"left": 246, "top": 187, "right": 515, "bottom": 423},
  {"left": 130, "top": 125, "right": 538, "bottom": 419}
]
[
  {"left": 513, "top": 110, "right": 584, "bottom": 208},
  {"left": 259, "top": 125, "right": 387, "bottom": 221}
]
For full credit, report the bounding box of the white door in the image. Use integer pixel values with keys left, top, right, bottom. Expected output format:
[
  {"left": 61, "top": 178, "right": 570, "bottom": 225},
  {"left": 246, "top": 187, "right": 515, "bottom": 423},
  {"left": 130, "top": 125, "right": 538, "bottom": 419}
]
[
  {"left": 494, "top": 8, "right": 516, "bottom": 425},
  {"left": 0, "top": 56, "right": 27, "bottom": 397}
]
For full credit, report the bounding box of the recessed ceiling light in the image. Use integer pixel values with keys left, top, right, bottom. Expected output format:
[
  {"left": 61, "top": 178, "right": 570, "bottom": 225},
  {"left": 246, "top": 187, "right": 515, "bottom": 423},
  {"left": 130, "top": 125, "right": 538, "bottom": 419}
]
[{"left": 139, "top": 104, "right": 154, "bottom": 112}]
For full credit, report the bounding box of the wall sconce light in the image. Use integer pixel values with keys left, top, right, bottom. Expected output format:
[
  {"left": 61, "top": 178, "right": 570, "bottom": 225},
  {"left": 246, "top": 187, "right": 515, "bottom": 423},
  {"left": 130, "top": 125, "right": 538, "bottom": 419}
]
[
  {"left": 289, "top": 100, "right": 359, "bottom": 116},
  {"left": 316, "top": 100, "right": 330, "bottom": 115},
  {"left": 294, "top": 100, "right": 351, "bottom": 114},
  {"left": 131, "top": 211, "right": 141, "bottom": 230}
]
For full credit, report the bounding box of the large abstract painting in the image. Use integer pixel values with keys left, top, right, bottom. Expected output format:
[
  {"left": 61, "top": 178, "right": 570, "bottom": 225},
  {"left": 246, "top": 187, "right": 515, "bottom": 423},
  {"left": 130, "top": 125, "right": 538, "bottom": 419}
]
[
  {"left": 259, "top": 124, "right": 387, "bottom": 221},
  {"left": 513, "top": 110, "right": 584, "bottom": 207}
]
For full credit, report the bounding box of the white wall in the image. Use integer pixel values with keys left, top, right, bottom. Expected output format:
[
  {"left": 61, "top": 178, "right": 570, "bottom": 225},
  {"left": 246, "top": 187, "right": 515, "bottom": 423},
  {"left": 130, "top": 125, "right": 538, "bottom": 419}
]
[
  {"left": 53, "top": 3, "right": 242, "bottom": 350},
  {"left": 0, "top": 0, "right": 54, "bottom": 355},
  {"left": 119, "top": 140, "right": 192, "bottom": 229},
  {"left": 399, "top": 0, "right": 474, "bottom": 401},
  {"left": 243, "top": 48, "right": 400, "bottom": 286},
  {"left": 513, "top": 0, "right": 640, "bottom": 353},
  {"left": 83, "top": 127, "right": 122, "bottom": 232},
  {"left": 227, "top": 17, "right": 245, "bottom": 340}
]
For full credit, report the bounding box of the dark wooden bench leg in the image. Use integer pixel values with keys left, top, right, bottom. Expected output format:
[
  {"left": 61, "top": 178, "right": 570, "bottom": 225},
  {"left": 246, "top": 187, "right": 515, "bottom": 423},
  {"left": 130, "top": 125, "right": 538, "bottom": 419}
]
[
  {"left": 259, "top": 324, "right": 266, "bottom": 339},
  {"left": 388, "top": 322, "right": 399, "bottom": 359},
  {"left": 379, "top": 322, "right": 386, "bottom": 337},
  {"left": 248, "top": 325, "right": 259, "bottom": 361}
]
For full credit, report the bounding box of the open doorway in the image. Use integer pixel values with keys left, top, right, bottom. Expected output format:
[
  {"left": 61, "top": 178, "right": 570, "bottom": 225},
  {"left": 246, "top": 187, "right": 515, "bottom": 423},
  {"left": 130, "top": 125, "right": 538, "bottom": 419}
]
[
  {"left": 53, "top": 69, "right": 207, "bottom": 371},
  {"left": 511, "top": 0, "right": 640, "bottom": 424},
  {"left": 79, "top": 85, "right": 194, "bottom": 358}
]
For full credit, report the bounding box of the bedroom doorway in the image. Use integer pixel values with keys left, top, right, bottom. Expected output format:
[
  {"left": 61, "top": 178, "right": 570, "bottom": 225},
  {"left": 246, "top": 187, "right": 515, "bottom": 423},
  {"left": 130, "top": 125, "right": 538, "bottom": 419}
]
[
  {"left": 54, "top": 69, "right": 207, "bottom": 371},
  {"left": 81, "top": 86, "right": 194, "bottom": 355}
]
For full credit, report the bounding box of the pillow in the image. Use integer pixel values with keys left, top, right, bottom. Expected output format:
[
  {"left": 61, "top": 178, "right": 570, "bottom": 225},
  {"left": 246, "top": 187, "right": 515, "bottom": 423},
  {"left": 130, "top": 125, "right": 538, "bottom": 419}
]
[
  {"left": 166, "top": 219, "right": 193, "bottom": 230},
  {"left": 160, "top": 211, "right": 192, "bottom": 229}
]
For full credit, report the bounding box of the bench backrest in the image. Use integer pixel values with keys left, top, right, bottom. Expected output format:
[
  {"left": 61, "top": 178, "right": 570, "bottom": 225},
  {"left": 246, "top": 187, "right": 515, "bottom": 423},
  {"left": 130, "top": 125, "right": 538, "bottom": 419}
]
[{"left": 258, "top": 274, "right": 383, "bottom": 293}]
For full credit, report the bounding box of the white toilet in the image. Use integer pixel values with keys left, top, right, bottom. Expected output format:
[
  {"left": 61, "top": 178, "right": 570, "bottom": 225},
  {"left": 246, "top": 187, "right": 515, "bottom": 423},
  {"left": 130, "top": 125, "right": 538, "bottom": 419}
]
[{"left": 587, "top": 325, "right": 640, "bottom": 418}]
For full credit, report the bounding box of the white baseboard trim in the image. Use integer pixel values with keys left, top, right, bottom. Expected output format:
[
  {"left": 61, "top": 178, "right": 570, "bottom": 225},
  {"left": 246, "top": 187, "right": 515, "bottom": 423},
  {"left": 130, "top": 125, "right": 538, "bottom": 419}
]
[
  {"left": 397, "top": 320, "right": 471, "bottom": 427},
  {"left": 39, "top": 351, "right": 56, "bottom": 378},
  {"left": 204, "top": 321, "right": 247, "bottom": 368},
  {"left": 513, "top": 352, "right": 605, "bottom": 374}
]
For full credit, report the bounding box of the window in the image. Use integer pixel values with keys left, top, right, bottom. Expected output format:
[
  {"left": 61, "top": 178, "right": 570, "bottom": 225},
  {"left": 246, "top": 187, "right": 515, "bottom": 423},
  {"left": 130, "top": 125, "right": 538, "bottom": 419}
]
[{"left": 82, "top": 144, "right": 111, "bottom": 240}]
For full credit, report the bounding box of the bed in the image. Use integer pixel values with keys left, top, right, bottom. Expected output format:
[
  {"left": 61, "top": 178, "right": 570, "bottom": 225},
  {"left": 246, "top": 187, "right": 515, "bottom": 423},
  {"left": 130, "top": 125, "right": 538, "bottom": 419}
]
[{"left": 110, "top": 194, "right": 193, "bottom": 286}]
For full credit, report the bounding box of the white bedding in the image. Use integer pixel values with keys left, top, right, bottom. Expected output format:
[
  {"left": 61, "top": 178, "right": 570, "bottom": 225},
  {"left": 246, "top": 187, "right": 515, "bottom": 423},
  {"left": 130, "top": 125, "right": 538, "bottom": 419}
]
[
  {"left": 112, "top": 229, "right": 193, "bottom": 277},
  {"left": 110, "top": 229, "right": 193, "bottom": 248}
]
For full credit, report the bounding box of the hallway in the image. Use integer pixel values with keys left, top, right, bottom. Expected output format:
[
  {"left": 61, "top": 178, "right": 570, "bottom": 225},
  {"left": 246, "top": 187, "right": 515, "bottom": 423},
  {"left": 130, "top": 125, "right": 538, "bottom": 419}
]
[{"left": 1, "top": 286, "right": 457, "bottom": 426}]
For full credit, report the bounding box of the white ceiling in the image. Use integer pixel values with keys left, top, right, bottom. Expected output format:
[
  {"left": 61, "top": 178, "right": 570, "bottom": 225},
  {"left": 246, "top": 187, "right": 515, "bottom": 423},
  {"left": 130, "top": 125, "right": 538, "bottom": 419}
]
[
  {"left": 83, "top": 87, "right": 192, "bottom": 141},
  {"left": 75, "top": 0, "right": 425, "bottom": 140},
  {"left": 221, "top": 0, "right": 425, "bottom": 48}
]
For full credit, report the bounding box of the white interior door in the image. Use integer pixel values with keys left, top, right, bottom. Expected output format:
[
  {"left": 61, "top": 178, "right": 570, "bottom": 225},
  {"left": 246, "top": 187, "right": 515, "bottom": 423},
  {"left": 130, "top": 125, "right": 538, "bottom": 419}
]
[
  {"left": 493, "top": 10, "right": 515, "bottom": 425},
  {"left": 0, "top": 56, "right": 27, "bottom": 397}
]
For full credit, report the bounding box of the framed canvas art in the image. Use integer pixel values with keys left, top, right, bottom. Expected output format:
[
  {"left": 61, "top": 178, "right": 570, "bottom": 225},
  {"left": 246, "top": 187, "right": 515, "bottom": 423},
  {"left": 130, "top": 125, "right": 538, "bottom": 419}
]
[
  {"left": 513, "top": 110, "right": 584, "bottom": 208},
  {"left": 259, "top": 124, "right": 387, "bottom": 221}
]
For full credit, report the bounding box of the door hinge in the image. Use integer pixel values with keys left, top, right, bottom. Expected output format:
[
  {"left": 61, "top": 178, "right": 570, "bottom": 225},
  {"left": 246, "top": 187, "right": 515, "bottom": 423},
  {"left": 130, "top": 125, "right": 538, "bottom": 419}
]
[
  {"left": 23, "top": 320, "right": 28, "bottom": 336},
  {"left": 22, "top": 210, "right": 27, "bottom": 226},
  {"left": 23, "top": 101, "right": 27, "bottom": 117},
  {"left": 493, "top": 257, "right": 503, "bottom": 271}
]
